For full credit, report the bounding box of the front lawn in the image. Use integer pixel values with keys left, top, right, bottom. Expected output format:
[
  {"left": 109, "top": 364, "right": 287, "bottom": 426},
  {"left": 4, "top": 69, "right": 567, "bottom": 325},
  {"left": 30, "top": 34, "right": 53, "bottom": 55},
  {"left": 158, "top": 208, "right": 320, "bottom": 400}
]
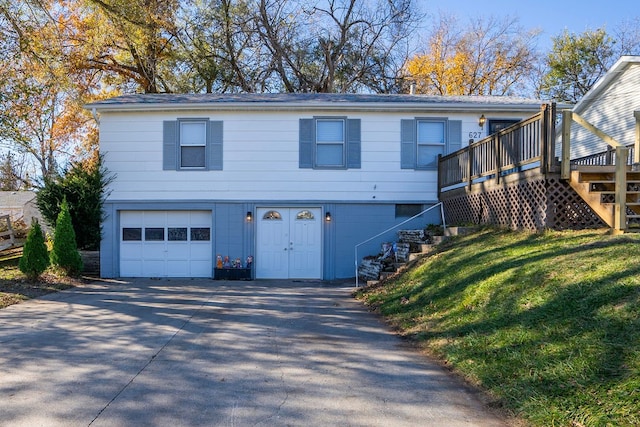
[
  {"left": 356, "top": 228, "right": 640, "bottom": 426},
  {"left": 0, "top": 246, "right": 80, "bottom": 308}
]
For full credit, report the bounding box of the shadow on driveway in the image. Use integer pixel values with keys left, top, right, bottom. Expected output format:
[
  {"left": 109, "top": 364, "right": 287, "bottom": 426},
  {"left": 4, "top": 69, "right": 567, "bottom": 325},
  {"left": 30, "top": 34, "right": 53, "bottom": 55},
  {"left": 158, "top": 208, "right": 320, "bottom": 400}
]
[{"left": 0, "top": 278, "right": 509, "bottom": 427}]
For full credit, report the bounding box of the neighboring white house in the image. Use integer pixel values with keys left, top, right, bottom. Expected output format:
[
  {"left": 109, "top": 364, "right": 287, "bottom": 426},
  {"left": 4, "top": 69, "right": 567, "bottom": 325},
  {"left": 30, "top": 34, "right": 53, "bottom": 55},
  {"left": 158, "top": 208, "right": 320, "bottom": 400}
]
[
  {"left": 87, "top": 93, "right": 545, "bottom": 280},
  {"left": 563, "top": 56, "right": 640, "bottom": 160},
  {"left": 0, "top": 191, "right": 45, "bottom": 229}
]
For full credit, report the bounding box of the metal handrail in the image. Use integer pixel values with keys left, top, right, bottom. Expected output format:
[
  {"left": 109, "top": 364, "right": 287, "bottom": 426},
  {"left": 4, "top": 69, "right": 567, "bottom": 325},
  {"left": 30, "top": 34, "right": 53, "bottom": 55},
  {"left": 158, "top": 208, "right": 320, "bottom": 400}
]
[{"left": 354, "top": 202, "right": 445, "bottom": 287}]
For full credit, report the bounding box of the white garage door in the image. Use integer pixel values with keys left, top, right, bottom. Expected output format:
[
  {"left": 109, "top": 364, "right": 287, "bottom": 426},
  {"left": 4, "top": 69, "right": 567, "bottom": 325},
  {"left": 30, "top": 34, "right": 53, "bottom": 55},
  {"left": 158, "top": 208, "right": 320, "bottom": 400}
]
[{"left": 120, "top": 211, "right": 212, "bottom": 277}]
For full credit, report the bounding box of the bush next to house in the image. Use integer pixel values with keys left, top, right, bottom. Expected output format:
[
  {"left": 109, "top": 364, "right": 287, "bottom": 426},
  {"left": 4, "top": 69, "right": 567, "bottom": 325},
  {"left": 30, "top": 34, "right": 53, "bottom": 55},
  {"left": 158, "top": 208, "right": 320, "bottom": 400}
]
[
  {"left": 36, "top": 155, "right": 113, "bottom": 251},
  {"left": 18, "top": 219, "right": 50, "bottom": 280},
  {"left": 50, "top": 198, "right": 83, "bottom": 275}
]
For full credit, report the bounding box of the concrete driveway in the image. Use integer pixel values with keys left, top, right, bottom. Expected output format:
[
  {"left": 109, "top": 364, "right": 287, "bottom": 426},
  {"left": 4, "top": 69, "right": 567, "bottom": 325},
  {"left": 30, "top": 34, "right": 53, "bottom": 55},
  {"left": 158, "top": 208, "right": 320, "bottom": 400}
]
[{"left": 0, "top": 279, "right": 509, "bottom": 427}]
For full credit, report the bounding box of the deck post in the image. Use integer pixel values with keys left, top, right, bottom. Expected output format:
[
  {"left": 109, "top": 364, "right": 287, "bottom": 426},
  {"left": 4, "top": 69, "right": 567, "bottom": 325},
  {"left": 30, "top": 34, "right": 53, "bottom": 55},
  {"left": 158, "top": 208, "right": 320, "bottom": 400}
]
[
  {"left": 539, "top": 105, "right": 548, "bottom": 174},
  {"left": 437, "top": 154, "right": 442, "bottom": 200},
  {"left": 547, "top": 103, "right": 558, "bottom": 173},
  {"left": 468, "top": 145, "right": 473, "bottom": 191},
  {"left": 494, "top": 133, "right": 500, "bottom": 185},
  {"left": 561, "top": 110, "right": 572, "bottom": 179},
  {"left": 614, "top": 147, "right": 628, "bottom": 233},
  {"left": 634, "top": 111, "right": 640, "bottom": 169}
]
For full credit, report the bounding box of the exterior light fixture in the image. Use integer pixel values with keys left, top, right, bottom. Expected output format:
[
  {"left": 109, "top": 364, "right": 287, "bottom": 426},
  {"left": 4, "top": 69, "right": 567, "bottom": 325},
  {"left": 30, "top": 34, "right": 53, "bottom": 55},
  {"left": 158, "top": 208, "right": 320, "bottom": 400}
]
[
  {"left": 478, "top": 114, "right": 486, "bottom": 128},
  {"left": 246, "top": 211, "right": 252, "bottom": 221},
  {"left": 325, "top": 212, "right": 332, "bottom": 222}
]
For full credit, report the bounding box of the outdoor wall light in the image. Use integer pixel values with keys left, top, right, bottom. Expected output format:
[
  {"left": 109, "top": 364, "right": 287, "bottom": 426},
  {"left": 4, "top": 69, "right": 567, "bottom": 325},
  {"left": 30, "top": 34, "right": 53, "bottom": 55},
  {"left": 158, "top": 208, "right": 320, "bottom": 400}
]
[
  {"left": 246, "top": 211, "right": 252, "bottom": 221},
  {"left": 478, "top": 114, "right": 486, "bottom": 128},
  {"left": 325, "top": 212, "right": 332, "bottom": 222}
]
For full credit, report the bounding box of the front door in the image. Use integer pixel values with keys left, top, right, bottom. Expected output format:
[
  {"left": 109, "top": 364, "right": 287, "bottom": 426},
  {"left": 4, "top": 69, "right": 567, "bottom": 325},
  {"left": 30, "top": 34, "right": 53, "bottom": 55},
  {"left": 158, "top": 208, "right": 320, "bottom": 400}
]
[{"left": 256, "top": 207, "right": 322, "bottom": 279}]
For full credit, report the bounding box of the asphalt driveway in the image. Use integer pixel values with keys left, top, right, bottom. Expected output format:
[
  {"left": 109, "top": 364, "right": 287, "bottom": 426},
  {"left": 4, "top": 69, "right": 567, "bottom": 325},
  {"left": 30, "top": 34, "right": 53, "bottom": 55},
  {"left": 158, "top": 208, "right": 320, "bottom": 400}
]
[{"left": 0, "top": 279, "right": 509, "bottom": 427}]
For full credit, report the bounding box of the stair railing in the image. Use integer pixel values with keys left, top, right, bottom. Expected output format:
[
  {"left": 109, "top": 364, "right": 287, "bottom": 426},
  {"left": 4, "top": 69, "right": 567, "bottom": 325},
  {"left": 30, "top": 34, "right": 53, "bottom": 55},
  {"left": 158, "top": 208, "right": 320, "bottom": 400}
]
[
  {"left": 561, "top": 110, "right": 640, "bottom": 232},
  {"left": 354, "top": 202, "right": 445, "bottom": 288}
]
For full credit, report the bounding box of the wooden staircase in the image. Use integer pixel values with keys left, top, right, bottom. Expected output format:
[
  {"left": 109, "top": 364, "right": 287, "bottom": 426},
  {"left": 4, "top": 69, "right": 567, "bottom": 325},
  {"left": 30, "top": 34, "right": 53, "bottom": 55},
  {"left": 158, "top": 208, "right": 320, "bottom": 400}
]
[{"left": 569, "top": 166, "right": 640, "bottom": 232}]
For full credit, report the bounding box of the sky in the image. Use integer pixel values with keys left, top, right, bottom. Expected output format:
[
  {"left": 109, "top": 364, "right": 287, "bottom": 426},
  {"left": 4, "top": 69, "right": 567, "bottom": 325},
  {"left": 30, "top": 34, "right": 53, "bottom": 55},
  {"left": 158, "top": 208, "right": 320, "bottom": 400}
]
[{"left": 420, "top": 0, "right": 639, "bottom": 51}]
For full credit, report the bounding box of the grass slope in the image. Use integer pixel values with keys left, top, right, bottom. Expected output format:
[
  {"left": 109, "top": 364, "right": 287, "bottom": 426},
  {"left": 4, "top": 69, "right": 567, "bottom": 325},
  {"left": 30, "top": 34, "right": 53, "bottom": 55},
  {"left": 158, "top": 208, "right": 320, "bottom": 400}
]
[{"left": 356, "top": 228, "right": 639, "bottom": 427}]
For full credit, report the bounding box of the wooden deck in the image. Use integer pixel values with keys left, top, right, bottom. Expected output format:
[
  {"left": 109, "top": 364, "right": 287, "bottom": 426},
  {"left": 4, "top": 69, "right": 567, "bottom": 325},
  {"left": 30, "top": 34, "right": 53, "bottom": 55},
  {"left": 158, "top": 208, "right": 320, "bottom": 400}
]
[{"left": 438, "top": 104, "right": 640, "bottom": 233}]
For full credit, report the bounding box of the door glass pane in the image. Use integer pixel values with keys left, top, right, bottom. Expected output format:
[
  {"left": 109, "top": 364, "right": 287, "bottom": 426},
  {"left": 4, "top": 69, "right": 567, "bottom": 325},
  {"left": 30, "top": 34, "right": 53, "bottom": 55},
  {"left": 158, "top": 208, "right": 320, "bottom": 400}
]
[
  {"left": 145, "top": 227, "right": 165, "bottom": 241},
  {"left": 262, "top": 210, "right": 282, "bottom": 220},
  {"left": 296, "top": 210, "right": 315, "bottom": 220},
  {"left": 168, "top": 227, "right": 187, "bottom": 241}
]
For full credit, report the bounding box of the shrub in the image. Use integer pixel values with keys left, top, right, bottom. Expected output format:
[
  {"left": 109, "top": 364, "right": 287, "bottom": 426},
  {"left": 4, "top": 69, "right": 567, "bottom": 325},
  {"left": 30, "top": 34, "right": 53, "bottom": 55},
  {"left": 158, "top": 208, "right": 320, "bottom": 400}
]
[
  {"left": 19, "top": 219, "right": 50, "bottom": 280},
  {"left": 37, "top": 155, "right": 113, "bottom": 250},
  {"left": 50, "top": 198, "right": 83, "bottom": 275}
]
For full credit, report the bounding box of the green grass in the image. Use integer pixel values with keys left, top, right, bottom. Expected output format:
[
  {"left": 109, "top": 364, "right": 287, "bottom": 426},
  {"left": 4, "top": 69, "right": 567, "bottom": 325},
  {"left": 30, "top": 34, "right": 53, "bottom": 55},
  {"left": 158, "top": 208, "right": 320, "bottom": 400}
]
[
  {"left": 0, "top": 246, "right": 78, "bottom": 308},
  {"left": 356, "top": 228, "right": 640, "bottom": 427}
]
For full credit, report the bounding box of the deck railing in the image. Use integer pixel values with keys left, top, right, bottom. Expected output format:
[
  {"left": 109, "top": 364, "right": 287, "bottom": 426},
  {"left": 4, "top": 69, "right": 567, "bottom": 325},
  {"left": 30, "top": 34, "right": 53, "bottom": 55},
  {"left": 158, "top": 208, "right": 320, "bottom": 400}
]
[
  {"left": 438, "top": 104, "right": 556, "bottom": 194},
  {"left": 570, "top": 145, "right": 636, "bottom": 167}
]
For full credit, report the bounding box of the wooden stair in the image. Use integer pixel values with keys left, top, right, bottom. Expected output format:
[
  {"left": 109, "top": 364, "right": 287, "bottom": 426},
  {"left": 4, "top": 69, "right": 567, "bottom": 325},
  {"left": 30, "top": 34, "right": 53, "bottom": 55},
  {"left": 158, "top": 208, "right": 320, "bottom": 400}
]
[{"left": 569, "top": 165, "right": 640, "bottom": 231}]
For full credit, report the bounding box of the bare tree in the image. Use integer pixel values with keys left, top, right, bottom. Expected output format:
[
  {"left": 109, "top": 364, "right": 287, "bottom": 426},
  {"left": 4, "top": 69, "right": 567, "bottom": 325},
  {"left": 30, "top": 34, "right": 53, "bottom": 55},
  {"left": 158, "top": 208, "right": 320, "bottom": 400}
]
[{"left": 255, "top": 0, "right": 420, "bottom": 93}]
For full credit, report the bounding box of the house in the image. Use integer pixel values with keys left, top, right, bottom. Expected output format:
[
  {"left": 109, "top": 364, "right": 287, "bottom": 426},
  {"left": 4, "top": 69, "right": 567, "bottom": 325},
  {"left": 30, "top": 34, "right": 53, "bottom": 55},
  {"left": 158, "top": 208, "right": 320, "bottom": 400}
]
[
  {"left": 86, "top": 93, "right": 545, "bottom": 280},
  {"left": 564, "top": 55, "right": 640, "bottom": 160},
  {"left": 0, "top": 191, "right": 45, "bottom": 230}
]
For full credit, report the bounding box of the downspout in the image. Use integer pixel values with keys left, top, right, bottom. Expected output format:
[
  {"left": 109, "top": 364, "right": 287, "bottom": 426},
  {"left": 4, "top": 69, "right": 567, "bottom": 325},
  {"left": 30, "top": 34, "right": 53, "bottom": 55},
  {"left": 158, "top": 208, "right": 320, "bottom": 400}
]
[{"left": 91, "top": 107, "right": 100, "bottom": 126}]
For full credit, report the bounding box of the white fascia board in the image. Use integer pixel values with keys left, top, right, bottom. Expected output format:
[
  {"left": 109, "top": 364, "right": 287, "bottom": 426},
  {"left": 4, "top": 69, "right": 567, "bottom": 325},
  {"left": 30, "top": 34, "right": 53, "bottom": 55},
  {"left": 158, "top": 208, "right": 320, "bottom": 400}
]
[{"left": 85, "top": 101, "right": 546, "bottom": 114}]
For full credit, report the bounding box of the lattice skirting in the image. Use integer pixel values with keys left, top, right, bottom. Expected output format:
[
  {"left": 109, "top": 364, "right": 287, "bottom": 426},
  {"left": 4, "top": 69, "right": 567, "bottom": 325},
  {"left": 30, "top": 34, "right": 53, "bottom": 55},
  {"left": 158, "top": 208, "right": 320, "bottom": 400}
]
[{"left": 441, "top": 177, "right": 607, "bottom": 231}]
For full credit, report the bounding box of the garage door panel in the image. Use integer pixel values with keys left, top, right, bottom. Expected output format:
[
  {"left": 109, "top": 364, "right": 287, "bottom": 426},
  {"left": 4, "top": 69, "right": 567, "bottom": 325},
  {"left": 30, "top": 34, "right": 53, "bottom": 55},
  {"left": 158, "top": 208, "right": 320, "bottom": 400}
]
[
  {"left": 120, "top": 261, "right": 142, "bottom": 277},
  {"left": 143, "top": 260, "right": 166, "bottom": 277},
  {"left": 166, "top": 260, "right": 189, "bottom": 276},
  {"left": 120, "top": 211, "right": 212, "bottom": 278},
  {"left": 121, "top": 243, "right": 143, "bottom": 259},
  {"left": 167, "top": 243, "right": 190, "bottom": 259},
  {"left": 189, "top": 260, "right": 211, "bottom": 277}
]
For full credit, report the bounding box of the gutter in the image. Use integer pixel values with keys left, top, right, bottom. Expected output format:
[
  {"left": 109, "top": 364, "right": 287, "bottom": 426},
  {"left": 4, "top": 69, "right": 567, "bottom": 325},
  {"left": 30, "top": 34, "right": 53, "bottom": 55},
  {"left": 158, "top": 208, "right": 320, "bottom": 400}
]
[{"left": 85, "top": 101, "right": 549, "bottom": 114}]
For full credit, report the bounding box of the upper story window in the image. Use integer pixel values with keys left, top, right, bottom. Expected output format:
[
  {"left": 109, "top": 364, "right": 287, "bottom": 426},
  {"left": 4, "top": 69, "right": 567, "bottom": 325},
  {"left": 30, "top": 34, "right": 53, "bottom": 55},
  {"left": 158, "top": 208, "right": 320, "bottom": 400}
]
[
  {"left": 417, "top": 120, "right": 445, "bottom": 169},
  {"left": 401, "top": 118, "right": 462, "bottom": 170},
  {"left": 316, "top": 119, "right": 345, "bottom": 167},
  {"left": 180, "top": 121, "right": 207, "bottom": 168},
  {"left": 299, "top": 117, "right": 361, "bottom": 169},
  {"left": 163, "top": 119, "right": 223, "bottom": 171}
]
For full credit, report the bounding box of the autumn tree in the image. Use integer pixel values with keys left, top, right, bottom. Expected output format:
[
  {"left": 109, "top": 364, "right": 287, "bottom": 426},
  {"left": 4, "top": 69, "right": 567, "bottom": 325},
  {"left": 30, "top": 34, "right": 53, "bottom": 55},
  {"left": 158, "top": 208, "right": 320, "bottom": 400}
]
[
  {"left": 0, "top": 152, "right": 29, "bottom": 190},
  {"left": 405, "top": 14, "right": 539, "bottom": 96},
  {"left": 0, "top": 0, "right": 100, "bottom": 180},
  {"left": 540, "top": 26, "right": 640, "bottom": 103},
  {"left": 70, "top": 0, "right": 180, "bottom": 93}
]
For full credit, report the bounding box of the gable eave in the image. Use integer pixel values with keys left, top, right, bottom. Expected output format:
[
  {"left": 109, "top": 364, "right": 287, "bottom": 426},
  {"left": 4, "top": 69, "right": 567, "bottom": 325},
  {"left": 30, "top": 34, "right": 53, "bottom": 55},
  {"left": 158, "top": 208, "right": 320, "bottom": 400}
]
[{"left": 572, "top": 55, "right": 640, "bottom": 113}]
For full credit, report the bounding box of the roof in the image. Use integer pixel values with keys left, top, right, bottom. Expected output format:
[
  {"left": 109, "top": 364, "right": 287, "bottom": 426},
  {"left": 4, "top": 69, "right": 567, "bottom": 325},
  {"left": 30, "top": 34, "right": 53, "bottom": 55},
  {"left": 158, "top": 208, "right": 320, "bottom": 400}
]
[
  {"left": 86, "top": 93, "right": 550, "bottom": 114},
  {"left": 572, "top": 56, "right": 640, "bottom": 113},
  {"left": 0, "top": 191, "right": 36, "bottom": 208}
]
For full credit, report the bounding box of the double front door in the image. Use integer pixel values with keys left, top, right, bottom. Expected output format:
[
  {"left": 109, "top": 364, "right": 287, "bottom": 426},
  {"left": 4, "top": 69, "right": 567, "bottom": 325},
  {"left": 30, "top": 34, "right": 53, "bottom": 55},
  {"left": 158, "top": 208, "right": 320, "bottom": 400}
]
[{"left": 256, "top": 207, "right": 322, "bottom": 279}]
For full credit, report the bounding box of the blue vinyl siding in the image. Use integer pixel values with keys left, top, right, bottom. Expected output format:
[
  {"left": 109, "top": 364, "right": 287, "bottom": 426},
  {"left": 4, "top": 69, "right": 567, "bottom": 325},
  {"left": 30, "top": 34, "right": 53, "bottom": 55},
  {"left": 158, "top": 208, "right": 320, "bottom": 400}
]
[{"left": 101, "top": 200, "right": 441, "bottom": 280}]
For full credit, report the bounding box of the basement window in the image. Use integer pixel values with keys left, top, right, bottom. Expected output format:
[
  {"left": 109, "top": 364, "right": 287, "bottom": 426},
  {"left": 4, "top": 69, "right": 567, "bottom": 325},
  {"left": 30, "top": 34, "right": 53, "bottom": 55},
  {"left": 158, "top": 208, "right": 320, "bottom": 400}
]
[{"left": 395, "top": 204, "right": 423, "bottom": 218}]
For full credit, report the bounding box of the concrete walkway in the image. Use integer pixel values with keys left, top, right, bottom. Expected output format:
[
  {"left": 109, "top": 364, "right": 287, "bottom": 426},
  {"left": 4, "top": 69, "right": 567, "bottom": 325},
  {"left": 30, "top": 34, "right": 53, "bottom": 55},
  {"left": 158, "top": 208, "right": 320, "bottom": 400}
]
[{"left": 0, "top": 279, "right": 509, "bottom": 427}]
